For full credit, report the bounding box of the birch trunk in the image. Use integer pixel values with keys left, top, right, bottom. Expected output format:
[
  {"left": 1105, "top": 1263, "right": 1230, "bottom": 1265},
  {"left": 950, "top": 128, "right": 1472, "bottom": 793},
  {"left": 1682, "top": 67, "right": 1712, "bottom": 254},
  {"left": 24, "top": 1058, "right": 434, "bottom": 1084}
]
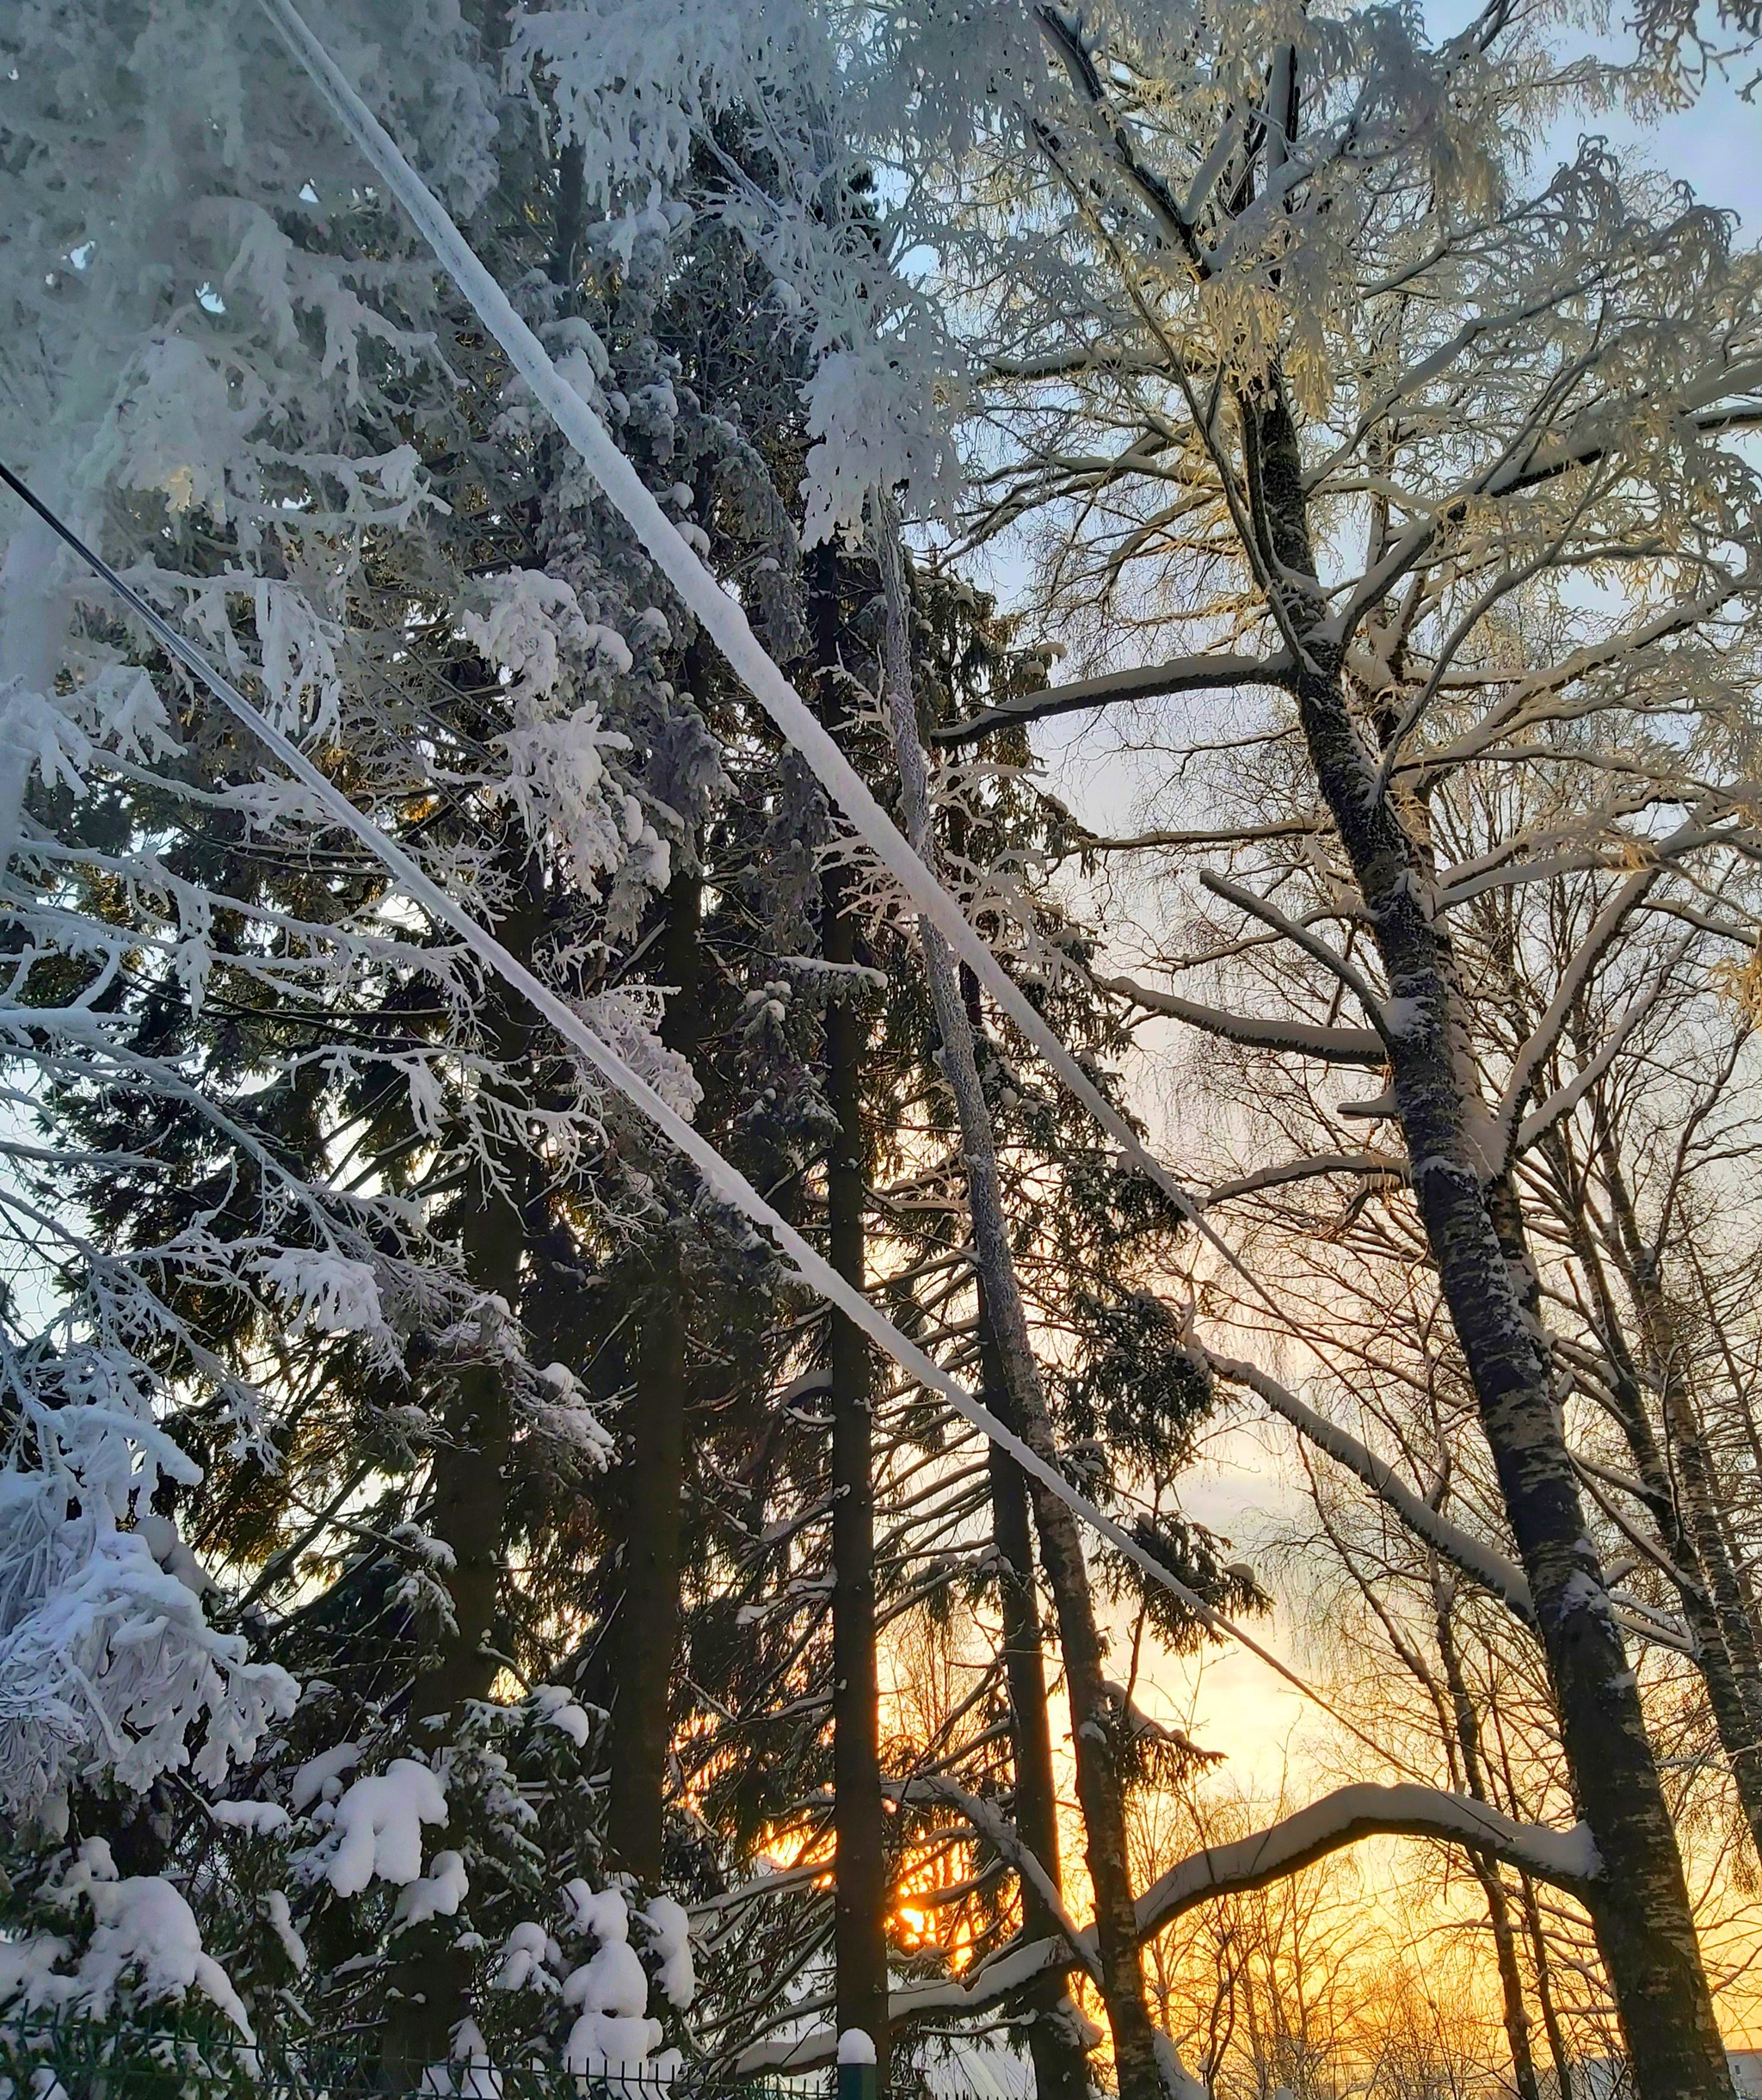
[{"left": 1242, "top": 385, "right": 1731, "bottom": 2100}]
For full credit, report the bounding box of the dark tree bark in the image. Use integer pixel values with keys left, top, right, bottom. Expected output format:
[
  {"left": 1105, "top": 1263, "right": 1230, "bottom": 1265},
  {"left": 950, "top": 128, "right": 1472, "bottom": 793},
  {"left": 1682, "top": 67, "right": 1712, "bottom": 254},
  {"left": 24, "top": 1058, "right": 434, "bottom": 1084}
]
[
  {"left": 607, "top": 1253, "right": 686, "bottom": 1881},
  {"left": 977, "top": 1281, "right": 1095, "bottom": 2100},
  {"left": 812, "top": 544, "right": 891, "bottom": 2080},
  {"left": 412, "top": 861, "right": 542, "bottom": 1731},
  {"left": 608, "top": 865, "right": 703, "bottom": 1881},
  {"left": 416, "top": 1197, "right": 525, "bottom": 1723},
  {"left": 1240, "top": 376, "right": 1731, "bottom": 2099}
]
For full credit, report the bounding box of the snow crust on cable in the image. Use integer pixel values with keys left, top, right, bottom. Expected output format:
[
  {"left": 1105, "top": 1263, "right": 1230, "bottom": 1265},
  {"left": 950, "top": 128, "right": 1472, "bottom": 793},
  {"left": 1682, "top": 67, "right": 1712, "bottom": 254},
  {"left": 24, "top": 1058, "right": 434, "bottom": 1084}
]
[{"left": 253, "top": 0, "right": 1251, "bottom": 1298}]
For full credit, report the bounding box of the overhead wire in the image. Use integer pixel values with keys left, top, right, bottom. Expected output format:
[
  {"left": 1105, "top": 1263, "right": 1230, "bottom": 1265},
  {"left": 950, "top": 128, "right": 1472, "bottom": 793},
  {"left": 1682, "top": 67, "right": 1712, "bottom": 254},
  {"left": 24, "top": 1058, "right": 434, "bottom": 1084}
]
[{"left": 253, "top": 0, "right": 1293, "bottom": 1332}]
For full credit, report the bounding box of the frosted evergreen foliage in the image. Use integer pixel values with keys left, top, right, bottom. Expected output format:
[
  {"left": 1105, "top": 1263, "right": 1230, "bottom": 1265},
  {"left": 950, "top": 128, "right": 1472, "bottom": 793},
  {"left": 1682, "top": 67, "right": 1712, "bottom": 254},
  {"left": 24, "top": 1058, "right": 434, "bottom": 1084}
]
[{"left": 0, "top": 0, "right": 699, "bottom": 1838}]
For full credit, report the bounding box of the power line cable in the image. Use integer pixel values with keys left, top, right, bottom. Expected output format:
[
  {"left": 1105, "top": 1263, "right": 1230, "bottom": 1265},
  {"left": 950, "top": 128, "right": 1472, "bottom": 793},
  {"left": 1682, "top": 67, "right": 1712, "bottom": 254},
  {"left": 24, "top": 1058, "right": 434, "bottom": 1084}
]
[{"left": 253, "top": 0, "right": 1290, "bottom": 1331}]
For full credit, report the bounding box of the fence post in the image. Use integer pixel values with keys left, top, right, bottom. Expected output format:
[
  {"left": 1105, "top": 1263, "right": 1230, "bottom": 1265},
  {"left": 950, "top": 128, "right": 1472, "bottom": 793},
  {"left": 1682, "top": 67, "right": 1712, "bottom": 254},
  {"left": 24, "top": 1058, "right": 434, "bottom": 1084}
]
[{"left": 836, "top": 2029, "right": 878, "bottom": 2100}]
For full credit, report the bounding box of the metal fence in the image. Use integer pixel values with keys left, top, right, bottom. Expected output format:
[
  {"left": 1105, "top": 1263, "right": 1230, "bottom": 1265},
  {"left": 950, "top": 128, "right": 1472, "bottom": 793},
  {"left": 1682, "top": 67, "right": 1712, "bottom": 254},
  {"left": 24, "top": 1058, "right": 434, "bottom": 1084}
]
[{"left": 0, "top": 2027, "right": 819, "bottom": 2100}]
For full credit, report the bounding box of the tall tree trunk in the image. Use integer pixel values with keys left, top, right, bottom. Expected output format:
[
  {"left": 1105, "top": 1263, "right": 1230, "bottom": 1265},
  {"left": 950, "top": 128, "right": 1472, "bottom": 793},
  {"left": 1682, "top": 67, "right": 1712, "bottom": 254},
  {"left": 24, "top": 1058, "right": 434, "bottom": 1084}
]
[
  {"left": 1545, "top": 1131, "right": 1762, "bottom": 1859},
  {"left": 871, "top": 515, "right": 1162, "bottom": 2100},
  {"left": 812, "top": 544, "right": 891, "bottom": 2078},
  {"left": 1243, "top": 382, "right": 1730, "bottom": 2099},
  {"left": 978, "top": 1275, "right": 1095, "bottom": 2100},
  {"left": 608, "top": 1250, "right": 686, "bottom": 1881},
  {"left": 607, "top": 865, "right": 703, "bottom": 1881}
]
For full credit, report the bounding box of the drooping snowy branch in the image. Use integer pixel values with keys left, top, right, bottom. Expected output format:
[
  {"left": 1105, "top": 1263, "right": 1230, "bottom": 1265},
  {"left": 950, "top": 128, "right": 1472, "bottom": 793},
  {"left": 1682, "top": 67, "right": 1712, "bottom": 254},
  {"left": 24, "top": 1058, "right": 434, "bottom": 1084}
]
[
  {"left": 1101, "top": 976, "right": 1389, "bottom": 1066},
  {"left": 934, "top": 651, "right": 1295, "bottom": 744},
  {"left": 733, "top": 1787, "right": 1598, "bottom": 2071},
  {"left": 1203, "top": 1352, "right": 1536, "bottom": 1623}
]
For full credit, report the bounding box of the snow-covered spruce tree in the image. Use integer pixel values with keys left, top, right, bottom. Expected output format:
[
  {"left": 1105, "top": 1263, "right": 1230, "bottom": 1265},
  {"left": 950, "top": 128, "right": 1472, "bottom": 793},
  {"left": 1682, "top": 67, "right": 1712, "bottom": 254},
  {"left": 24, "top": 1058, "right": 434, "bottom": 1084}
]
[
  {"left": 158, "top": 12, "right": 1310, "bottom": 2083},
  {"left": 837, "top": 0, "right": 1762, "bottom": 2088},
  {"left": 0, "top": 7, "right": 514, "bottom": 2034},
  {"left": 0, "top": 0, "right": 750, "bottom": 2075},
  {"left": 522, "top": 146, "right": 838, "bottom": 1896}
]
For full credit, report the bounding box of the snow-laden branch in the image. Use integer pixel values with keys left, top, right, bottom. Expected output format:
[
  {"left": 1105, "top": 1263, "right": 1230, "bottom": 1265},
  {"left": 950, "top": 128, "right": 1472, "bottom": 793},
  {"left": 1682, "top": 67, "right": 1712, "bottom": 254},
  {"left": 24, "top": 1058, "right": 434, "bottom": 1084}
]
[
  {"left": 933, "top": 650, "right": 1292, "bottom": 745},
  {"left": 1420, "top": 588, "right": 1744, "bottom": 779},
  {"left": 1059, "top": 817, "right": 1324, "bottom": 855},
  {"left": 1100, "top": 975, "right": 1389, "bottom": 1065},
  {"left": 1131, "top": 1784, "right": 1599, "bottom": 1933},
  {"left": 1514, "top": 979, "right": 1668, "bottom": 1158},
  {"left": 1205, "top": 1152, "right": 1408, "bottom": 1207},
  {"left": 1332, "top": 356, "right": 1762, "bottom": 638},
  {"left": 1204, "top": 1352, "right": 1536, "bottom": 1621},
  {"left": 1500, "top": 355, "right": 1762, "bottom": 493},
  {"left": 731, "top": 1789, "right": 1596, "bottom": 2072}
]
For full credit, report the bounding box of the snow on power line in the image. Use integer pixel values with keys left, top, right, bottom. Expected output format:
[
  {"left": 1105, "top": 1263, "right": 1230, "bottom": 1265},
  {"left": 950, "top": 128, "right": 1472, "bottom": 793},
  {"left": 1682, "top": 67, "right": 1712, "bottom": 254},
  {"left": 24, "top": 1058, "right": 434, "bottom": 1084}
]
[{"left": 253, "top": 0, "right": 1288, "bottom": 1331}]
